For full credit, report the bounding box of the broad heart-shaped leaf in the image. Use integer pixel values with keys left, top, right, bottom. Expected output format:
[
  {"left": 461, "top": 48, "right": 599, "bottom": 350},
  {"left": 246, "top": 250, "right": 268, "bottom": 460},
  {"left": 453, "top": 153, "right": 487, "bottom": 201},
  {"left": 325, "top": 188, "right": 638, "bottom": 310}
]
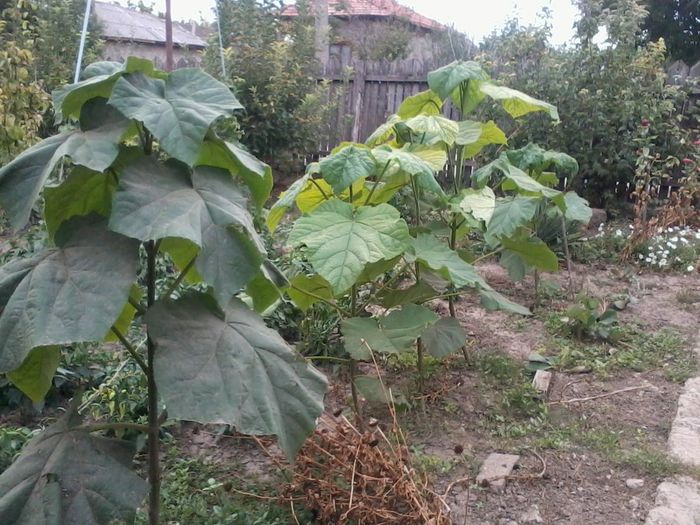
[
  {"left": 457, "top": 120, "right": 508, "bottom": 158},
  {"left": 486, "top": 196, "right": 540, "bottom": 241},
  {"left": 109, "top": 157, "right": 263, "bottom": 305},
  {"left": 427, "top": 60, "right": 489, "bottom": 102},
  {"left": 288, "top": 200, "right": 411, "bottom": 294},
  {"left": 377, "top": 281, "right": 438, "bottom": 309},
  {"left": 372, "top": 146, "right": 445, "bottom": 199},
  {"left": 245, "top": 261, "right": 287, "bottom": 313},
  {"left": 53, "top": 55, "right": 160, "bottom": 121},
  {"left": 342, "top": 304, "right": 438, "bottom": 360},
  {"left": 109, "top": 69, "right": 242, "bottom": 165},
  {"left": 397, "top": 89, "right": 443, "bottom": 119},
  {"left": 500, "top": 235, "right": 559, "bottom": 273},
  {"left": 7, "top": 346, "right": 60, "bottom": 402},
  {"left": 197, "top": 136, "right": 273, "bottom": 208},
  {"left": 474, "top": 157, "right": 561, "bottom": 199},
  {"left": 403, "top": 115, "right": 458, "bottom": 146},
  {"left": 147, "top": 293, "right": 327, "bottom": 460},
  {"left": 0, "top": 218, "right": 139, "bottom": 374},
  {"left": 456, "top": 187, "right": 496, "bottom": 223},
  {"left": 0, "top": 404, "right": 147, "bottom": 524},
  {"left": 505, "top": 143, "right": 578, "bottom": 175},
  {"left": 287, "top": 274, "right": 334, "bottom": 312},
  {"left": 365, "top": 115, "right": 401, "bottom": 147},
  {"left": 480, "top": 83, "right": 559, "bottom": 120},
  {"left": 320, "top": 145, "right": 376, "bottom": 194},
  {"left": 44, "top": 167, "right": 117, "bottom": 238},
  {"left": 421, "top": 317, "right": 466, "bottom": 358},
  {"left": 555, "top": 192, "right": 593, "bottom": 223},
  {"left": 409, "top": 233, "right": 486, "bottom": 289},
  {"left": 0, "top": 100, "right": 129, "bottom": 230}
]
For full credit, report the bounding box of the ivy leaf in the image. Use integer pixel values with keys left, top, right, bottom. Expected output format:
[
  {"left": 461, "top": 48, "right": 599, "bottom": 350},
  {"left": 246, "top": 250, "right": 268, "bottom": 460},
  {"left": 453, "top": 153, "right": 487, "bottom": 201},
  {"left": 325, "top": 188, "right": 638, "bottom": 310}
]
[
  {"left": 147, "top": 293, "right": 327, "bottom": 460},
  {"left": 109, "top": 157, "right": 262, "bottom": 305},
  {"left": 287, "top": 274, "right": 334, "bottom": 311},
  {"left": 197, "top": 137, "right": 273, "bottom": 208},
  {"left": 320, "top": 145, "right": 376, "bottom": 194},
  {"left": 0, "top": 217, "right": 139, "bottom": 374},
  {"left": 480, "top": 83, "right": 559, "bottom": 120},
  {"left": 109, "top": 70, "right": 242, "bottom": 165},
  {"left": 421, "top": 318, "right": 466, "bottom": 358},
  {"left": 288, "top": 200, "right": 411, "bottom": 294},
  {"left": 0, "top": 100, "right": 128, "bottom": 230},
  {"left": 397, "top": 90, "right": 443, "bottom": 119},
  {"left": 7, "top": 346, "right": 60, "bottom": 402},
  {"left": 342, "top": 305, "right": 438, "bottom": 359},
  {"left": 486, "top": 196, "right": 540, "bottom": 240},
  {"left": 44, "top": 167, "right": 117, "bottom": 238},
  {"left": 0, "top": 404, "right": 147, "bottom": 524}
]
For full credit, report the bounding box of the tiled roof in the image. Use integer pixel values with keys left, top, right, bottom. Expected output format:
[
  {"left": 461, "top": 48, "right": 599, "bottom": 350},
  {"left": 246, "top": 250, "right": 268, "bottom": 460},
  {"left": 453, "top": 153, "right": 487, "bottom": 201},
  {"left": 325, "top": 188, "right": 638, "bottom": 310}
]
[
  {"left": 94, "top": 2, "right": 207, "bottom": 48},
  {"left": 281, "top": 0, "right": 444, "bottom": 31}
]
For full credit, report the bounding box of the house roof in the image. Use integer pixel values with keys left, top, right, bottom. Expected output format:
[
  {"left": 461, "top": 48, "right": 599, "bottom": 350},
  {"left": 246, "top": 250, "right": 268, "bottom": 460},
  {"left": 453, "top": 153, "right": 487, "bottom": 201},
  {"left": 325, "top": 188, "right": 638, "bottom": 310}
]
[
  {"left": 281, "top": 0, "right": 444, "bottom": 31},
  {"left": 94, "top": 2, "right": 207, "bottom": 48}
]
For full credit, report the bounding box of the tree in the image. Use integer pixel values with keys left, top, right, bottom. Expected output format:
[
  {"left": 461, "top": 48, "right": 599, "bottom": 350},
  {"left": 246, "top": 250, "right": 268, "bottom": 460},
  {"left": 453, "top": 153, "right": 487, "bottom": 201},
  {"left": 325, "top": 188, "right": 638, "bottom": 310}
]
[
  {"left": 642, "top": 0, "right": 700, "bottom": 63},
  {"left": 0, "top": 58, "right": 326, "bottom": 524}
]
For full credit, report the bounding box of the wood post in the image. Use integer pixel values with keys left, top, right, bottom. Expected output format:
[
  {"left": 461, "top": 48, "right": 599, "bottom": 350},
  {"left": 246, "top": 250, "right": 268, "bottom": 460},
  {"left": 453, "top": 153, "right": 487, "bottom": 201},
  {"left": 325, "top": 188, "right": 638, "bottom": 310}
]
[
  {"left": 351, "top": 61, "right": 366, "bottom": 143},
  {"left": 313, "top": 0, "right": 329, "bottom": 70}
]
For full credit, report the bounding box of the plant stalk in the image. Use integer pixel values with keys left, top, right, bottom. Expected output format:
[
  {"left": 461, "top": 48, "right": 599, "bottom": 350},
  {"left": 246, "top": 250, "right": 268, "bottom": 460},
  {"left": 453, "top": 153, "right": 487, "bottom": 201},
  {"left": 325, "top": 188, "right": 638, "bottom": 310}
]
[
  {"left": 560, "top": 216, "right": 575, "bottom": 300},
  {"left": 348, "top": 283, "right": 364, "bottom": 429},
  {"left": 146, "top": 241, "right": 161, "bottom": 525}
]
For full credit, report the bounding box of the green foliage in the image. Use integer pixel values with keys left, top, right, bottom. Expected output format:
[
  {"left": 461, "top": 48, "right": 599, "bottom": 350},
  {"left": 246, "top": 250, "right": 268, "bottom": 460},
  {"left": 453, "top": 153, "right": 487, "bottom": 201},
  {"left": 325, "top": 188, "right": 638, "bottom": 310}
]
[
  {"left": 0, "top": 0, "right": 50, "bottom": 165},
  {"left": 562, "top": 294, "right": 620, "bottom": 341},
  {"left": 0, "top": 426, "right": 33, "bottom": 473},
  {"left": 0, "top": 58, "right": 327, "bottom": 524},
  {"left": 205, "top": 0, "right": 336, "bottom": 173},
  {"left": 478, "top": 2, "right": 697, "bottom": 206},
  {"left": 642, "top": 0, "right": 700, "bottom": 63}
]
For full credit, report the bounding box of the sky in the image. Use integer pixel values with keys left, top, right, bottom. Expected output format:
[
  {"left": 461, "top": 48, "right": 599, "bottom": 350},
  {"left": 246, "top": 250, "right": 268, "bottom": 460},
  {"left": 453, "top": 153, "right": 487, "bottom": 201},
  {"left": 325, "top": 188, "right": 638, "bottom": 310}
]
[{"left": 110, "top": 0, "right": 581, "bottom": 46}]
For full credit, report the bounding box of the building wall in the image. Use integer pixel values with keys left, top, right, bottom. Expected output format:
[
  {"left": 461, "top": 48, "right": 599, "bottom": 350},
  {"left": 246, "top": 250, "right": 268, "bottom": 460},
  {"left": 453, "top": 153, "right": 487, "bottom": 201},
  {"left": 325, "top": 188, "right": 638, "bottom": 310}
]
[{"left": 101, "top": 41, "right": 203, "bottom": 69}]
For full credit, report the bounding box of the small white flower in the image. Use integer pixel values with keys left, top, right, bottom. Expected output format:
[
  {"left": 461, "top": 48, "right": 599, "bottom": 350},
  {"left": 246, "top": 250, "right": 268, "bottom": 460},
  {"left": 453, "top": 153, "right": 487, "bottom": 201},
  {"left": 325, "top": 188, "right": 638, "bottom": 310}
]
[
  {"left": 669, "top": 244, "right": 677, "bottom": 250},
  {"left": 688, "top": 266, "right": 695, "bottom": 272},
  {"left": 645, "top": 257, "right": 651, "bottom": 263},
  {"left": 681, "top": 238, "right": 689, "bottom": 244},
  {"left": 638, "top": 254, "right": 644, "bottom": 260},
  {"left": 629, "top": 225, "right": 635, "bottom": 230},
  {"left": 660, "top": 259, "right": 668, "bottom": 266},
  {"left": 598, "top": 223, "right": 604, "bottom": 231},
  {"left": 671, "top": 236, "right": 679, "bottom": 242},
  {"left": 657, "top": 228, "right": 664, "bottom": 234},
  {"left": 615, "top": 229, "right": 623, "bottom": 237},
  {"left": 668, "top": 228, "right": 675, "bottom": 233},
  {"left": 695, "top": 232, "right": 700, "bottom": 239}
]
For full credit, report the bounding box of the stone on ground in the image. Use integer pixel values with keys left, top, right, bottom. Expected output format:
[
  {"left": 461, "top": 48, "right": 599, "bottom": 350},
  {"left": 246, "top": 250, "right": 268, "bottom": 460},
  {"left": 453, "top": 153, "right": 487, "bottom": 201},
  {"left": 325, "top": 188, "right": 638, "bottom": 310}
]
[
  {"left": 646, "top": 477, "right": 700, "bottom": 525},
  {"left": 476, "top": 453, "right": 520, "bottom": 493},
  {"left": 668, "top": 377, "right": 700, "bottom": 467}
]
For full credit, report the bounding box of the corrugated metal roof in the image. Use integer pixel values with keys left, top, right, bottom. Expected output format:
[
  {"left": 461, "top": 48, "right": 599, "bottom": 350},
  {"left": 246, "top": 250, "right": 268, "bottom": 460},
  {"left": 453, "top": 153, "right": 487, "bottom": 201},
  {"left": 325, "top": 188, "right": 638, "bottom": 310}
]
[
  {"left": 282, "top": 0, "right": 444, "bottom": 31},
  {"left": 94, "top": 2, "right": 207, "bottom": 48}
]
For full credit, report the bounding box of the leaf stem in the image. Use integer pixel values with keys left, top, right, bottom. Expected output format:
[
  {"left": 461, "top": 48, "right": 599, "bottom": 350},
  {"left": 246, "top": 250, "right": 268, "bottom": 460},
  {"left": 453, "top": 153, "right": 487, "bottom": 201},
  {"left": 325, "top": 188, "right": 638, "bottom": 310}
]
[
  {"left": 472, "top": 247, "right": 503, "bottom": 265},
  {"left": 145, "top": 240, "right": 161, "bottom": 525},
  {"left": 289, "top": 284, "right": 349, "bottom": 317},
  {"left": 128, "top": 297, "right": 147, "bottom": 317},
  {"left": 165, "top": 256, "right": 196, "bottom": 298},
  {"left": 310, "top": 178, "right": 330, "bottom": 200},
  {"left": 111, "top": 326, "right": 149, "bottom": 374},
  {"left": 363, "top": 161, "right": 391, "bottom": 206}
]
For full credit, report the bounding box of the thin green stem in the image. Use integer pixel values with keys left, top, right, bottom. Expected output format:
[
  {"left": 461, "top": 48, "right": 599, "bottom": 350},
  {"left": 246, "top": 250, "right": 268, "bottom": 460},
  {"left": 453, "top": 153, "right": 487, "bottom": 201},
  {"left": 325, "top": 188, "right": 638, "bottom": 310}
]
[
  {"left": 110, "top": 326, "right": 148, "bottom": 374},
  {"left": 310, "top": 178, "right": 330, "bottom": 200},
  {"left": 363, "top": 161, "right": 391, "bottom": 205},
  {"left": 289, "top": 284, "right": 349, "bottom": 317},
  {"left": 472, "top": 248, "right": 504, "bottom": 265},
  {"left": 165, "top": 257, "right": 196, "bottom": 298},
  {"left": 128, "top": 297, "right": 147, "bottom": 317}
]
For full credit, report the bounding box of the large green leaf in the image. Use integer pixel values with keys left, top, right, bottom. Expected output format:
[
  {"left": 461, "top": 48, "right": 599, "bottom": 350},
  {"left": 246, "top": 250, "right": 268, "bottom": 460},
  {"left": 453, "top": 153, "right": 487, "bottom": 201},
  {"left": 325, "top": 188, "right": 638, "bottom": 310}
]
[
  {"left": 288, "top": 200, "right": 411, "bottom": 294},
  {"left": 365, "top": 115, "right": 401, "bottom": 147},
  {"left": 267, "top": 174, "right": 310, "bottom": 231},
  {"left": 0, "top": 218, "right": 139, "bottom": 374},
  {"left": 372, "top": 146, "right": 445, "bottom": 198},
  {"left": 500, "top": 235, "right": 559, "bottom": 272},
  {"left": 476, "top": 157, "right": 561, "bottom": 198},
  {"left": 0, "top": 405, "right": 147, "bottom": 524},
  {"left": 197, "top": 137, "right": 273, "bottom": 208},
  {"left": 342, "top": 304, "right": 438, "bottom": 359},
  {"left": 377, "top": 281, "right": 438, "bottom": 308},
  {"left": 147, "top": 293, "right": 327, "bottom": 459},
  {"left": 320, "top": 145, "right": 376, "bottom": 194},
  {"left": 403, "top": 115, "right": 458, "bottom": 146},
  {"left": 109, "top": 157, "right": 262, "bottom": 305},
  {"left": 486, "top": 196, "right": 540, "bottom": 240},
  {"left": 480, "top": 83, "right": 559, "bottom": 120},
  {"left": 421, "top": 318, "right": 466, "bottom": 358},
  {"left": 457, "top": 120, "right": 507, "bottom": 158},
  {"left": 409, "top": 234, "right": 485, "bottom": 289},
  {"left": 397, "top": 90, "right": 443, "bottom": 119},
  {"left": 0, "top": 100, "right": 128, "bottom": 230},
  {"left": 44, "top": 167, "right": 117, "bottom": 238},
  {"left": 7, "top": 346, "right": 60, "bottom": 403},
  {"left": 109, "top": 69, "right": 242, "bottom": 165},
  {"left": 53, "top": 56, "right": 159, "bottom": 120},
  {"left": 505, "top": 143, "right": 578, "bottom": 175},
  {"left": 456, "top": 187, "right": 496, "bottom": 223},
  {"left": 557, "top": 192, "right": 593, "bottom": 223},
  {"left": 427, "top": 61, "right": 489, "bottom": 102}
]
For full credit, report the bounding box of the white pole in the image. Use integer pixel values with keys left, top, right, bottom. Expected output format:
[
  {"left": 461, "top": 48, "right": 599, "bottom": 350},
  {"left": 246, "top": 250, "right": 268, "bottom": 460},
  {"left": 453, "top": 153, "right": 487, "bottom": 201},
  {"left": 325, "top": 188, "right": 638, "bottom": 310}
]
[
  {"left": 214, "top": 0, "right": 227, "bottom": 77},
  {"left": 74, "top": 0, "right": 94, "bottom": 83}
]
